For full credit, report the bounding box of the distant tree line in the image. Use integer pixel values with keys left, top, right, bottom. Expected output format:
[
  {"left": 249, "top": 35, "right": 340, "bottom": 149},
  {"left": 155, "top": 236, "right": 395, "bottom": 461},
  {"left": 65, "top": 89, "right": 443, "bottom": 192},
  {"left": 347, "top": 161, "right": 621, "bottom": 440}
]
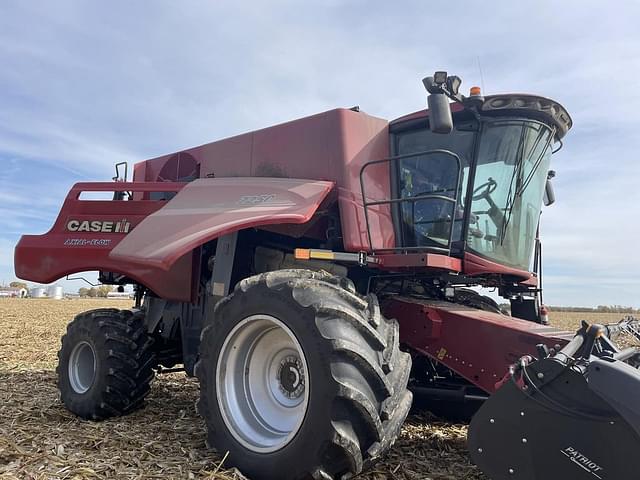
[
  {"left": 78, "top": 285, "right": 114, "bottom": 298},
  {"left": 548, "top": 305, "right": 640, "bottom": 314},
  {"left": 498, "top": 304, "right": 639, "bottom": 314}
]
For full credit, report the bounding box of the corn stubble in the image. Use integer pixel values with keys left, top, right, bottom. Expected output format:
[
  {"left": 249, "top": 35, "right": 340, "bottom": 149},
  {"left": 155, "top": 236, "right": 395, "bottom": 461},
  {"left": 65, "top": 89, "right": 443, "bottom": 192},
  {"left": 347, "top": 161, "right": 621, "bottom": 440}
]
[{"left": 1, "top": 299, "right": 606, "bottom": 480}]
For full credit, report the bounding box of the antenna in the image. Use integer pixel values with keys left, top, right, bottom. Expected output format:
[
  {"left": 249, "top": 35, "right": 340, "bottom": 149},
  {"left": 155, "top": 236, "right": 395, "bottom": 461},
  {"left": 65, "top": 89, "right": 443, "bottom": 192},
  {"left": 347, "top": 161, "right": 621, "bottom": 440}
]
[{"left": 476, "top": 56, "right": 486, "bottom": 93}]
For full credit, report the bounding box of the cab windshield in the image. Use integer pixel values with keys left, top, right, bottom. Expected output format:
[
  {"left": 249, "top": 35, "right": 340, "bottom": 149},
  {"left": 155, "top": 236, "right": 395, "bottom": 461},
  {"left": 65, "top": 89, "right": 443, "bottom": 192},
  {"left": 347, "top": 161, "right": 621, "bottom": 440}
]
[
  {"left": 396, "top": 117, "right": 554, "bottom": 271},
  {"left": 468, "top": 120, "right": 553, "bottom": 270}
]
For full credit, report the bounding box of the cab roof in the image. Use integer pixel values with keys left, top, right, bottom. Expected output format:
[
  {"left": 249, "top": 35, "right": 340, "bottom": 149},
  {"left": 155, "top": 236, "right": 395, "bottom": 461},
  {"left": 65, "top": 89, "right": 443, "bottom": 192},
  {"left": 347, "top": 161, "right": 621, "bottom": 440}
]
[{"left": 391, "top": 94, "right": 573, "bottom": 140}]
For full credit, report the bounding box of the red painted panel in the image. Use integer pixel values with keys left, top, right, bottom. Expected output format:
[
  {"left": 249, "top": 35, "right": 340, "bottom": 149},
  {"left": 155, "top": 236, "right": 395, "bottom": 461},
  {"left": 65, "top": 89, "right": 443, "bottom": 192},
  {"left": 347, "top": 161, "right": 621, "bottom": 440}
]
[
  {"left": 110, "top": 177, "right": 334, "bottom": 270},
  {"left": 383, "top": 296, "right": 573, "bottom": 393},
  {"left": 14, "top": 182, "right": 196, "bottom": 302},
  {"left": 336, "top": 109, "right": 391, "bottom": 251},
  {"left": 132, "top": 108, "right": 391, "bottom": 252},
  {"left": 373, "top": 252, "right": 461, "bottom": 271},
  {"left": 463, "top": 251, "right": 533, "bottom": 282}
]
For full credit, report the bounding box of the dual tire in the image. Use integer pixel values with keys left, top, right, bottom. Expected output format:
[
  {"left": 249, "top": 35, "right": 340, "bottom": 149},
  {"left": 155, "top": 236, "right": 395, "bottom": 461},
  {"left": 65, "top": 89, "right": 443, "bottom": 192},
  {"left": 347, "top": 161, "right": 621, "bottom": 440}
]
[{"left": 57, "top": 308, "right": 156, "bottom": 420}]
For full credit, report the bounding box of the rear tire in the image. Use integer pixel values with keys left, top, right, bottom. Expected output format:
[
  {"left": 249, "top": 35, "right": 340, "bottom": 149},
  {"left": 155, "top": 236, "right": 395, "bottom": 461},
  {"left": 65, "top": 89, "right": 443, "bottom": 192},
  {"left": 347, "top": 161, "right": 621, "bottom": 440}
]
[
  {"left": 57, "top": 308, "right": 156, "bottom": 420},
  {"left": 196, "top": 270, "right": 412, "bottom": 480}
]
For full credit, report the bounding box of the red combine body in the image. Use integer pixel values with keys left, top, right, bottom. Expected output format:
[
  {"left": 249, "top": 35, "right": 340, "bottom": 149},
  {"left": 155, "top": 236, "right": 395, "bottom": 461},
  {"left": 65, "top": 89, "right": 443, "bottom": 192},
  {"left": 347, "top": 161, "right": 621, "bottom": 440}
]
[{"left": 15, "top": 72, "right": 640, "bottom": 480}]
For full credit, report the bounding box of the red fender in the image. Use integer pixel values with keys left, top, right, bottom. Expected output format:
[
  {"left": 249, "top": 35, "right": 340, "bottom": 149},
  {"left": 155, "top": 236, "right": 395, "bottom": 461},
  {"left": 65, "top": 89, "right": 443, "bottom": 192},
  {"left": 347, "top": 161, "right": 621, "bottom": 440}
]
[{"left": 109, "top": 177, "right": 334, "bottom": 270}]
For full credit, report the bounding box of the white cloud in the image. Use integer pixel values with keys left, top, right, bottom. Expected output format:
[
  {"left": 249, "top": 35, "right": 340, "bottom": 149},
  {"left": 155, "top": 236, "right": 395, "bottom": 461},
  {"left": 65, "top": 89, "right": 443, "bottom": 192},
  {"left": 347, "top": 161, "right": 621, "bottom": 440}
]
[{"left": 1, "top": 1, "right": 639, "bottom": 304}]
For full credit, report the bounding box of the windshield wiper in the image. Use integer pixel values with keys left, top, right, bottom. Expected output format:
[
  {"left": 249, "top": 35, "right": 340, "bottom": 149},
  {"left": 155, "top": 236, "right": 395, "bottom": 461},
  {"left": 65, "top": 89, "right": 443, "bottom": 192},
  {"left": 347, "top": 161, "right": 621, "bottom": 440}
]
[
  {"left": 518, "top": 128, "right": 554, "bottom": 195},
  {"left": 499, "top": 126, "right": 555, "bottom": 245},
  {"left": 498, "top": 129, "right": 526, "bottom": 244}
]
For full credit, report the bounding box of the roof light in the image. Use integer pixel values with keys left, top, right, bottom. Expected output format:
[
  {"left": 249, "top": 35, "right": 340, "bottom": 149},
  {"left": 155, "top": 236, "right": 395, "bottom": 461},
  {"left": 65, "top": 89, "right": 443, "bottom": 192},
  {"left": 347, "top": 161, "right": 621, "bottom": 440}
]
[
  {"left": 433, "top": 71, "right": 448, "bottom": 85},
  {"left": 470, "top": 86, "right": 482, "bottom": 96}
]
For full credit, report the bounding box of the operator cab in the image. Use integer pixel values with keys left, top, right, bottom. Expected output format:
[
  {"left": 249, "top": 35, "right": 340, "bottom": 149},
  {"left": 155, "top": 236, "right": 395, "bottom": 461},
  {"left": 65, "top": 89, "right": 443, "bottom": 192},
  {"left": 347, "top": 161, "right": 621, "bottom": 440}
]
[{"left": 389, "top": 82, "right": 571, "bottom": 275}]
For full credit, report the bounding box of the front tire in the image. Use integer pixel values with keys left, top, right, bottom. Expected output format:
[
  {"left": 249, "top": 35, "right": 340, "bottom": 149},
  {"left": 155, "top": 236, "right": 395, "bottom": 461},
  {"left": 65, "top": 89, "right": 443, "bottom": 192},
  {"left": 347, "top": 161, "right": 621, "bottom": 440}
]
[
  {"left": 57, "top": 308, "right": 156, "bottom": 420},
  {"left": 196, "top": 270, "right": 412, "bottom": 480}
]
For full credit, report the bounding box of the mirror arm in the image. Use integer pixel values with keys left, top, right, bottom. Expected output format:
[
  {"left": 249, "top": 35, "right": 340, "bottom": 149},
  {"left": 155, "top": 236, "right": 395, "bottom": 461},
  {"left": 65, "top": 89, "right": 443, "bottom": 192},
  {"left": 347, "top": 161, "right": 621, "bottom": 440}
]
[
  {"left": 441, "top": 84, "right": 483, "bottom": 122},
  {"left": 552, "top": 138, "right": 563, "bottom": 154}
]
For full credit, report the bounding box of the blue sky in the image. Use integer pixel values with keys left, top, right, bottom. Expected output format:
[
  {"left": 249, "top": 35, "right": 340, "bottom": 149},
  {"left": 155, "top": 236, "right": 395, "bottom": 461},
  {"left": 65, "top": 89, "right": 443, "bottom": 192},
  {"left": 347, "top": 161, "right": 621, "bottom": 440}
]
[{"left": 1, "top": 1, "right": 639, "bottom": 307}]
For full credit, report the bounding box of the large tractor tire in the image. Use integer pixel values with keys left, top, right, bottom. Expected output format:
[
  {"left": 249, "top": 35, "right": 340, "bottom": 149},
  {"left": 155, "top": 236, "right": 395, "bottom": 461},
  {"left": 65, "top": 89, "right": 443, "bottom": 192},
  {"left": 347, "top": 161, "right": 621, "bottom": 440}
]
[
  {"left": 57, "top": 308, "right": 156, "bottom": 420},
  {"left": 196, "top": 270, "right": 412, "bottom": 480}
]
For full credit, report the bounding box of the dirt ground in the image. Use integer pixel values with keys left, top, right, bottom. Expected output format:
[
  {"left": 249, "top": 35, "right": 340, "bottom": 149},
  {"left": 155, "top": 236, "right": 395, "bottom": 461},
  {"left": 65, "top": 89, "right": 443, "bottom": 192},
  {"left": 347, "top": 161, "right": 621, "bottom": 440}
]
[{"left": 0, "top": 299, "right": 628, "bottom": 479}]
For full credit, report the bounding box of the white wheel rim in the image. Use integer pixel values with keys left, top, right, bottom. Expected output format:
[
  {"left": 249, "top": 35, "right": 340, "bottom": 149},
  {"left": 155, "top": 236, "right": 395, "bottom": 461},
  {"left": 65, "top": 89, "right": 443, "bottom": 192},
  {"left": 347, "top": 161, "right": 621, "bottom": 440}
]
[
  {"left": 216, "top": 314, "right": 310, "bottom": 453},
  {"left": 68, "top": 341, "right": 96, "bottom": 394}
]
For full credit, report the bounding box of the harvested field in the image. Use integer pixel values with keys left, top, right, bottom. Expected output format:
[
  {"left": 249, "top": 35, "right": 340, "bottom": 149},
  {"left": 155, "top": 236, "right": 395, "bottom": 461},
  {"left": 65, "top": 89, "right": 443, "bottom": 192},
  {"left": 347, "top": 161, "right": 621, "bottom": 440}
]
[{"left": 0, "top": 299, "right": 629, "bottom": 479}]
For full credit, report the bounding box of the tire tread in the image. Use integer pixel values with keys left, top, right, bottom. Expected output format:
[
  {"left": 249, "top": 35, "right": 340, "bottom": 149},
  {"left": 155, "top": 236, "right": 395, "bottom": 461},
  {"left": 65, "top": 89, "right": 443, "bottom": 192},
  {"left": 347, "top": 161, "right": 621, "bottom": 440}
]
[
  {"left": 196, "top": 269, "right": 412, "bottom": 479},
  {"left": 57, "top": 308, "right": 156, "bottom": 420}
]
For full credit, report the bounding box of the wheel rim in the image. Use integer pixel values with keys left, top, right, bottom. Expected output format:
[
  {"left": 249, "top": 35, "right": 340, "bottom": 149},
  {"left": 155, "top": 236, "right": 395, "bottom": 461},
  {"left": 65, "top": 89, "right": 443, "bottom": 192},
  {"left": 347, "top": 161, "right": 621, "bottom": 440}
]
[
  {"left": 68, "top": 341, "right": 96, "bottom": 394},
  {"left": 216, "top": 314, "right": 310, "bottom": 453}
]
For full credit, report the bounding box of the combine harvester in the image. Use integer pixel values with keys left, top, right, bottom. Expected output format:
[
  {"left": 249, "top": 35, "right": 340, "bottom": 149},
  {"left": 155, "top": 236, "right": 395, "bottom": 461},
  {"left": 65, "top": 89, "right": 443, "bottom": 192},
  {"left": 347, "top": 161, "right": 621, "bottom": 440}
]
[{"left": 15, "top": 72, "right": 640, "bottom": 480}]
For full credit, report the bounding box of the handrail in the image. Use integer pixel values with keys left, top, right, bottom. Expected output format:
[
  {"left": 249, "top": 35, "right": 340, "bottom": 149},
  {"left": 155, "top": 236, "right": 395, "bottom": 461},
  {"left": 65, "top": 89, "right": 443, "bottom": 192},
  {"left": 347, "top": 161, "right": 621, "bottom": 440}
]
[{"left": 359, "top": 149, "right": 462, "bottom": 252}]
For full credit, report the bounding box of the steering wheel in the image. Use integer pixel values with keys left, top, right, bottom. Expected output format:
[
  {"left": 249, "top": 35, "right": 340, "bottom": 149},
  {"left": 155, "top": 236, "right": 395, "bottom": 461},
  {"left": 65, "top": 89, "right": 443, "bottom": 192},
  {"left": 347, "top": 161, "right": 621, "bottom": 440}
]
[{"left": 472, "top": 178, "right": 497, "bottom": 201}]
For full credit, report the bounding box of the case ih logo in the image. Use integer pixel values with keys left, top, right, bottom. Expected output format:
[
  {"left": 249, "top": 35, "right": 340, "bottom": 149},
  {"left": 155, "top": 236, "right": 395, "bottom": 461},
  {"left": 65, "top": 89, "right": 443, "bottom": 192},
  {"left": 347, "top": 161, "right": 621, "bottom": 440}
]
[
  {"left": 66, "top": 219, "right": 132, "bottom": 234},
  {"left": 560, "top": 447, "right": 604, "bottom": 479}
]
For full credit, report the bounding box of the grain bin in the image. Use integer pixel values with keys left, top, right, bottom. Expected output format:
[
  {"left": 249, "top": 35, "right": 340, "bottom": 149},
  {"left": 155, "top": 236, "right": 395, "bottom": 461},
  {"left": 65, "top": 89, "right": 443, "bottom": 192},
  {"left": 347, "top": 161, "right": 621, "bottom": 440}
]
[
  {"left": 48, "top": 285, "right": 64, "bottom": 299},
  {"left": 30, "top": 287, "right": 46, "bottom": 298}
]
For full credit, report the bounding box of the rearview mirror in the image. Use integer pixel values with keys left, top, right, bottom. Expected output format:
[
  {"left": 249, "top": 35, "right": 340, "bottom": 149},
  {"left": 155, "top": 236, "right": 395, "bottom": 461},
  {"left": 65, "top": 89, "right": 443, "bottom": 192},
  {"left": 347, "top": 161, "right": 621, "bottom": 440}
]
[
  {"left": 427, "top": 93, "right": 453, "bottom": 134},
  {"left": 543, "top": 174, "right": 556, "bottom": 206}
]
